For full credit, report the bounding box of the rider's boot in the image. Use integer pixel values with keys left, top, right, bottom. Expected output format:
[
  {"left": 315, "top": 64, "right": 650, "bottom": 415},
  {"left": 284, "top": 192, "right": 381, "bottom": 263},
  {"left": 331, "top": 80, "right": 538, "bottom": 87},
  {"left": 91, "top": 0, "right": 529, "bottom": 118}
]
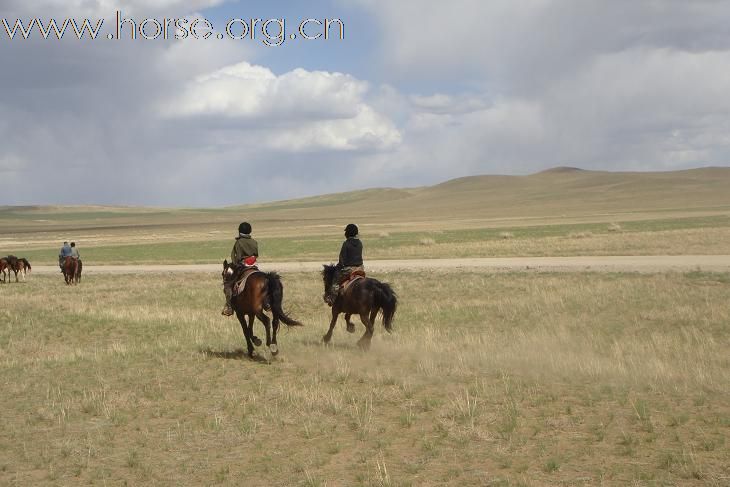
[{"left": 221, "top": 282, "right": 234, "bottom": 316}]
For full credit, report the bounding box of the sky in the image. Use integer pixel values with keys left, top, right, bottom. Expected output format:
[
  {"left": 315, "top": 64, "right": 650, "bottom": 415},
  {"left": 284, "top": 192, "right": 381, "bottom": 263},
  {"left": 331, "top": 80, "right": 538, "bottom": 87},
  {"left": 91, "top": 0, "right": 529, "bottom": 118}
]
[{"left": 1, "top": 0, "right": 729, "bottom": 206}]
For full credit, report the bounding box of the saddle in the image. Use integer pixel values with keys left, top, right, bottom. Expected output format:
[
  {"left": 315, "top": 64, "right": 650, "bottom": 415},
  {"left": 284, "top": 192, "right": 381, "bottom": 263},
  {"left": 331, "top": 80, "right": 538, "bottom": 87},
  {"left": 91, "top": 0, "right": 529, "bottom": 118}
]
[
  {"left": 340, "top": 270, "right": 366, "bottom": 293},
  {"left": 232, "top": 266, "right": 262, "bottom": 296}
]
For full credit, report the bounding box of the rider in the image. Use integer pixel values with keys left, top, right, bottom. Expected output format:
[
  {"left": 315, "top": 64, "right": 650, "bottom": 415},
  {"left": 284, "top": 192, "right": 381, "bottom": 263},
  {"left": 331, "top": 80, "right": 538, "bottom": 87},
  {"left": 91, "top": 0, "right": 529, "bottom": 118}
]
[
  {"left": 326, "top": 223, "right": 364, "bottom": 305},
  {"left": 70, "top": 242, "right": 81, "bottom": 260},
  {"left": 58, "top": 241, "right": 72, "bottom": 273},
  {"left": 221, "top": 222, "right": 259, "bottom": 316}
]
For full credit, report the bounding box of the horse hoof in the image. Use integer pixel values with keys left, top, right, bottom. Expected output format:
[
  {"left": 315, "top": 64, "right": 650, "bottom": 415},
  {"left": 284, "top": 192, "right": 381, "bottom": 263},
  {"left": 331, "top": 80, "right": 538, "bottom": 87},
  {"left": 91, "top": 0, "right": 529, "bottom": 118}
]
[
  {"left": 322, "top": 335, "right": 331, "bottom": 344},
  {"left": 269, "top": 344, "right": 278, "bottom": 355},
  {"left": 346, "top": 324, "right": 356, "bottom": 333},
  {"left": 252, "top": 337, "right": 262, "bottom": 347}
]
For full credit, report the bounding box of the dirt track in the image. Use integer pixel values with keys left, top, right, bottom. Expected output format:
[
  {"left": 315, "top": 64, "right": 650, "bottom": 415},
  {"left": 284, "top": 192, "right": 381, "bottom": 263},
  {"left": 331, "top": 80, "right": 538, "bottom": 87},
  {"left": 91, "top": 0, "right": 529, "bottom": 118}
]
[{"left": 27, "top": 255, "right": 730, "bottom": 275}]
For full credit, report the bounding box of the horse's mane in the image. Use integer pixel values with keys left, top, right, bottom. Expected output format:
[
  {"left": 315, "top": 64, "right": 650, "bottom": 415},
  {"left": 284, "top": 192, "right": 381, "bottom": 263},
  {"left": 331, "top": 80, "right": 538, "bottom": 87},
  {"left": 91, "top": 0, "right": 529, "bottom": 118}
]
[{"left": 322, "top": 264, "right": 339, "bottom": 286}]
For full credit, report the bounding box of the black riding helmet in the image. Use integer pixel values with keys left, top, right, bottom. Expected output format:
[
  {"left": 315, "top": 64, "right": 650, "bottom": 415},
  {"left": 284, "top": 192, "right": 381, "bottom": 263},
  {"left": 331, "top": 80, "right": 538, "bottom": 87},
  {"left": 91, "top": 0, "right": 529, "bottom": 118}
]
[
  {"left": 238, "top": 222, "right": 252, "bottom": 235},
  {"left": 344, "top": 223, "right": 358, "bottom": 238}
]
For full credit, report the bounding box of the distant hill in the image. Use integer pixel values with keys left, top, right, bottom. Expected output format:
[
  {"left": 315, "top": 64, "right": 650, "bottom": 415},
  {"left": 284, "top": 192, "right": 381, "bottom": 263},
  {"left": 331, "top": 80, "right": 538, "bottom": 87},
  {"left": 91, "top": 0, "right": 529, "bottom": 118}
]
[{"left": 3, "top": 167, "right": 730, "bottom": 234}]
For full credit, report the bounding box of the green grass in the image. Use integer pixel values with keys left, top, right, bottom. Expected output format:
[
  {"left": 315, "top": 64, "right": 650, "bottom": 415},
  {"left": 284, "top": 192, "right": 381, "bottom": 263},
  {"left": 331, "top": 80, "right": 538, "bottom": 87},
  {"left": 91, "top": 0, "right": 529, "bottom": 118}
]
[
  {"left": 0, "top": 270, "right": 728, "bottom": 485},
  {"left": 7, "top": 215, "right": 730, "bottom": 265}
]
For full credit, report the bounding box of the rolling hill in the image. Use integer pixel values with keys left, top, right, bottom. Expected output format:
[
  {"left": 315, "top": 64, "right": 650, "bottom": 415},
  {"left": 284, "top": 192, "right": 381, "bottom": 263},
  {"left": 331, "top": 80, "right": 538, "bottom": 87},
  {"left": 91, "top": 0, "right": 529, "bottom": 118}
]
[{"left": 2, "top": 167, "right": 730, "bottom": 237}]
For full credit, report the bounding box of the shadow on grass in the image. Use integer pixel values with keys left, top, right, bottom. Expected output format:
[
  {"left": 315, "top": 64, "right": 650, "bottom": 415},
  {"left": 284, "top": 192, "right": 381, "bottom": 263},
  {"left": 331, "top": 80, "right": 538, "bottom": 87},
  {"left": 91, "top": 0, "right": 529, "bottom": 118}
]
[{"left": 198, "top": 347, "right": 270, "bottom": 364}]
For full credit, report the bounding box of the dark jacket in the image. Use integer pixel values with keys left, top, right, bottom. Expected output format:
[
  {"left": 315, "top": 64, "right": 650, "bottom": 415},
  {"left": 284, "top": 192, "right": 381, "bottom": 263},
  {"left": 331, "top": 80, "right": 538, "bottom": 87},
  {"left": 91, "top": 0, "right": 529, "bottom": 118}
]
[
  {"left": 231, "top": 235, "right": 259, "bottom": 264},
  {"left": 338, "top": 237, "right": 363, "bottom": 267}
]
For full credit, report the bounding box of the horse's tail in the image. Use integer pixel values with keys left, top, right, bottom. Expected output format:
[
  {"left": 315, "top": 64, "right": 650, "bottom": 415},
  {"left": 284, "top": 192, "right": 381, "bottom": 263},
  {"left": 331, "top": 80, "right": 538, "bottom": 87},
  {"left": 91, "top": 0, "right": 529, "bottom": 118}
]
[
  {"left": 23, "top": 259, "right": 31, "bottom": 272},
  {"left": 372, "top": 281, "right": 397, "bottom": 332},
  {"left": 266, "top": 272, "right": 303, "bottom": 327}
]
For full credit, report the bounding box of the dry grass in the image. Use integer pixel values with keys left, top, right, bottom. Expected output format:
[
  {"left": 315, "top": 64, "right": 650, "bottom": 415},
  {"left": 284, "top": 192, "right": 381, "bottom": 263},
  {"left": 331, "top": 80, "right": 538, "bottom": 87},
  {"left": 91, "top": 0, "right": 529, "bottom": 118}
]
[
  {"left": 607, "top": 222, "right": 623, "bottom": 233},
  {"left": 0, "top": 270, "right": 728, "bottom": 485},
  {"left": 391, "top": 226, "right": 730, "bottom": 259}
]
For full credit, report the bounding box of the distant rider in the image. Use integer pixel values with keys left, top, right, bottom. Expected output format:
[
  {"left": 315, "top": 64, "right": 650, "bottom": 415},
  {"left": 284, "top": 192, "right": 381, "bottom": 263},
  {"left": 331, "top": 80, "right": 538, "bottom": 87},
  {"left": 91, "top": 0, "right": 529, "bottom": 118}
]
[
  {"left": 222, "top": 222, "right": 259, "bottom": 316},
  {"left": 325, "top": 223, "right": 364, "bottom": 305},
  {"left": 58, "top": 241, "right": 72, "bottom": 273},
  {"left": 70, "top": 242, "right": 81, "bottom": 260}
]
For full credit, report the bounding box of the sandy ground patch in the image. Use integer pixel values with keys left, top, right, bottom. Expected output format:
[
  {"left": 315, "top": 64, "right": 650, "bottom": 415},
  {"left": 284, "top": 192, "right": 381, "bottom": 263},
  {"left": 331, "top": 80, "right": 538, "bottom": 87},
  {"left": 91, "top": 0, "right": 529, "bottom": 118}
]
[{"left": 25, "top": 255, "right": 730, "bottom": 275}]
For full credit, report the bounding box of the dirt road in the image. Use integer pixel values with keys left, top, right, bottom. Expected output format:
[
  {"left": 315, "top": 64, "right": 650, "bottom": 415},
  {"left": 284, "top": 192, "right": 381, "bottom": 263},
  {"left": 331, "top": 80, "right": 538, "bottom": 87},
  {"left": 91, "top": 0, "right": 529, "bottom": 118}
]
[{"left": 27, "top": 255, "right": 730, "bottom": 275}]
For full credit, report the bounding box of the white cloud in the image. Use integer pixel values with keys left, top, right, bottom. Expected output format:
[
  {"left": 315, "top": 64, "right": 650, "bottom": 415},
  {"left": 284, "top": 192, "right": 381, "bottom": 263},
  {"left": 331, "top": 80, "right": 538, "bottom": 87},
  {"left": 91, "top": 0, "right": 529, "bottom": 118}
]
[
  {"left": 3, "top": 0, "right": 730, "bottom": 205},
  {"left": 161, "top": 62, "right": 401, "bottom": 152}
]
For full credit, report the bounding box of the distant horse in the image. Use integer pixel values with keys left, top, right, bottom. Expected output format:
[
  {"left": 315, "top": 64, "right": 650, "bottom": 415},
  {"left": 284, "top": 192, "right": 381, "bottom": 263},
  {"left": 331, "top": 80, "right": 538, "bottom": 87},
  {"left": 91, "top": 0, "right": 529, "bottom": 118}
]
[
  {"left": 1, "top": 255, "right": 20, "bottom": 283},
  {"left": 0, "top": 258, "right": 8, "bottom": 283},
  {"left": 222, "top": 260, "right": 303, "bottom": 357},
  {"left": 62, "top": 256, "right": 82, "bottom": 285},
  {"left": 12, "top": 258, "right": 31, "bottom": 282},
  {"left": 321, "top": 264, "right": 397, "bottom": 350}
]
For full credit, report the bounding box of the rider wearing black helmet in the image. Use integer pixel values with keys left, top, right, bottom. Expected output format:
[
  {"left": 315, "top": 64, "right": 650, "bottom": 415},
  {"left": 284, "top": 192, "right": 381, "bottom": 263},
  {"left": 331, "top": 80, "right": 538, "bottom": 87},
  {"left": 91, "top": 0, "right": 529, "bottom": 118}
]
[
  {"left": 325, "top": 223, "right": 364, "bottom": 305},
  {"left": 222, "top": 222, "right": 259, "bottom": 316}
]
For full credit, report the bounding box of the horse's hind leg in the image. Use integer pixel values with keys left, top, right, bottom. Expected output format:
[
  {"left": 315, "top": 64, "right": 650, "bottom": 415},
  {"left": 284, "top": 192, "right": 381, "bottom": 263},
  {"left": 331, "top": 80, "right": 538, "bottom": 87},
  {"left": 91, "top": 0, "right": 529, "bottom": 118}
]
[
  {"left": 323, "top": 307, "right": 341, "bottom": 344},
  {"left": 256, "top": 311, "right": 275, "bottom": 354},
  {"left": 247, "top": 314, "right": 262, "bottom": 347},
  {"left": 369, "top": 309, "right": 380, "bottom": 332},
  {"left": 345, "top": 313, "right": 356, "bottom": 333},
  {"left": 270, "top": 316, "right": 280, "bottom": 356},
  {"left": 356, "top": 312, "right": 374, "bottom": 351}
]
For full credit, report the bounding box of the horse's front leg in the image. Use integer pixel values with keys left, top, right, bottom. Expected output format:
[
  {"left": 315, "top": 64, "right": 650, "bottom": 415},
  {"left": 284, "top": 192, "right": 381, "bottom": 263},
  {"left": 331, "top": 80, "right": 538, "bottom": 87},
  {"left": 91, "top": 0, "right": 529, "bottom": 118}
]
[
  {"left": 323, "top": 306, "right": 341, "bottom": 344},
  {"left": 235, "top": 311, "right": 255, "bottom": 357},
  {"left": 356, "top": 312, "right": 374, "bottom": 351},
  {"left": 345, "top": 313, "right": 356, "bottom": 333}
]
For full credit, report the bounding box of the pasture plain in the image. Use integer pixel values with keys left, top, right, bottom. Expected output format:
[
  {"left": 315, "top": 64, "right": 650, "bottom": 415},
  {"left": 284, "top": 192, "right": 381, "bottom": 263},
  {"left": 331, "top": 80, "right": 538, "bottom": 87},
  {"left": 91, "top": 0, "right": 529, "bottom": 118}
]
[
  {"left": 1, "top": 270, "right": 728, "bottom": 485},
  {"left": 3, "top": 167, "right": 730, "bottom": 265}
]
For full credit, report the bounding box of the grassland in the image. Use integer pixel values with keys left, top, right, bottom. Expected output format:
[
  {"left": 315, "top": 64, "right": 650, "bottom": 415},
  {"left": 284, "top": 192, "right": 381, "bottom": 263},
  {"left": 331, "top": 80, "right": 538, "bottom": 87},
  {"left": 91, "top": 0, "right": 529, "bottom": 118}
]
[
  {"left": 4, "top": 215, "right": 730, "bottom": 265},
  {"left": 1, "top": 270, "right": 728, "bottom": 485},
  {"left": 3, "top": 168, "right": 730, "bottom": 264}
]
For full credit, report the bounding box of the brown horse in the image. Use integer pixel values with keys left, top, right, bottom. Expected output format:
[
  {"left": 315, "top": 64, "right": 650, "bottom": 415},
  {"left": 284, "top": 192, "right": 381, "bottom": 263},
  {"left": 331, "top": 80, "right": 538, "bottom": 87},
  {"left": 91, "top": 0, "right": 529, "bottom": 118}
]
[
  {"left": 222, "top": 260, "right": 303, "bottom": 357},
  {"left": 62, "top": 256, "right": 82, "bottom": 285},
  {"left": 321, "top": 264, "right": 397, "bottom": 350},
  {"left": 12, "top": 257, "right": 31, "bottom": 282},
  {"left": 0, "top": 258, "right": 8, "bottom": 283}
]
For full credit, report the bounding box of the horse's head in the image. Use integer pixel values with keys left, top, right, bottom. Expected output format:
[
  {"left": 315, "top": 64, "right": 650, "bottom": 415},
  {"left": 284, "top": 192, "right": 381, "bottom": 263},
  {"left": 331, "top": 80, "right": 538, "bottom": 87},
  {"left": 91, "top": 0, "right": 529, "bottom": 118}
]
[
  {"left": 222, "top": 259, "right": 239, "bottom": 281},
  {"left": 322, "top": 264, "right": 338, "bottom": 292}
]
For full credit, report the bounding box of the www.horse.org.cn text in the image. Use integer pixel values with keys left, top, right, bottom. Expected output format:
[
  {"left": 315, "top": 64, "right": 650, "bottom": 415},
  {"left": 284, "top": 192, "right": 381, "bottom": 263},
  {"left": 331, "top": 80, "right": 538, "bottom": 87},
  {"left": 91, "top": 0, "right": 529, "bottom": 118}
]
[{"left": 1, "top": 11, "right": 345, "bottom": 46}]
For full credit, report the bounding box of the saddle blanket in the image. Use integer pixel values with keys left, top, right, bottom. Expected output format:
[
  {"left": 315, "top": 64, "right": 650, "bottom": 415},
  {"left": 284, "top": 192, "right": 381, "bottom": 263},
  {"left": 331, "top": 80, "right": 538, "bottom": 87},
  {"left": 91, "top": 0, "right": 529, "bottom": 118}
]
[
  {"left": 233, "top": 267, "right": 263, "bottom": 296},
  {"left": 342, "top": 274, "right": 365, "bottom": 293}
]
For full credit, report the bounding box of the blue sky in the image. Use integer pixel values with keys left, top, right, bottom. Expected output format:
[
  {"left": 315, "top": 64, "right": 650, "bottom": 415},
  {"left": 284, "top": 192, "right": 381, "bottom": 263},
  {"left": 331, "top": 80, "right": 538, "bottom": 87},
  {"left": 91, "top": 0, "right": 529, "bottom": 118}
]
[{"left": 1, "top": 1, "right": 730, "bottom": 206}]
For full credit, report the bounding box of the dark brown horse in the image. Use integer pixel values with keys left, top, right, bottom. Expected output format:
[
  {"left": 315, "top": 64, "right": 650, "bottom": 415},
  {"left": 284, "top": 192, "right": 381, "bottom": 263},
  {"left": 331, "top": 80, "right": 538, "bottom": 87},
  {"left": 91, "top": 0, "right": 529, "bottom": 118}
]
[
  {"left": 222, "top": 260, "right": 303, "bottom": 357},
  {"left": 62, "top": 256, "right": 82, "bottom": 285},
  {"left": 322, "top": 264, "right": 397, "bottom": 350},
  {"left": 1, "top": 255, "right": 20, "bottom": 283}
]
